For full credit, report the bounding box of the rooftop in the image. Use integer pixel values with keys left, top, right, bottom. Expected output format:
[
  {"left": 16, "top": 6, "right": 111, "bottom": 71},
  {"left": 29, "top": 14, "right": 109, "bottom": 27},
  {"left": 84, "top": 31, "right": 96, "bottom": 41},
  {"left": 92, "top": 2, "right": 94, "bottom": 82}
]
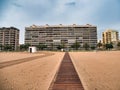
[
  {"left": 0, "top": 27, "right": 19, "bottom": 31},
  {"left": 104, "top": 29, "right": 118, "bottom": 32},
  {"left": 26, "top": 24, "right": 96, "bottom": 28}
]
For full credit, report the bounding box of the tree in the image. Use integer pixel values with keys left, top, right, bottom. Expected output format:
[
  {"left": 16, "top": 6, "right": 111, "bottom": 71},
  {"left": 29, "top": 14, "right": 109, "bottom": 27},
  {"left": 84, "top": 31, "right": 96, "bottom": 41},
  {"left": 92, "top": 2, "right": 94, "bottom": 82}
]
[
  {"left": 91, "top": 46, "right": 96, "bottom": 50},
  {"left": 4, "top": 44, "right": 13, "bottom": 51},
  {"left": 20, "top": 43, "right": 31, "bottom": 51},
  {"left": 102, "top": 44, "right": 106, "bottom": 50},
  {"left": 57, "top": 45, "right": 63, "bottom": 50},
  {"left": 97, "top": 42, "right": 102, "bottom": 49},
  {"left": 50, "top": 43, "right": 54, "bottom": 50},
  {"left": 71, "top": 41, "right": 80, "bottom": 50},
  {"left": 24, "top": 43, "right": 31, "bottom": 50},
  {"left": 83, "top": 43, "right": 89, "bottom": 50},
  {"left": 105, "top": 43, "right": 113, "bottom": 50},
  {"left": 20, "top": 44, "right": 25, "bottom": 51},
  {"left": 0, "top": 44, "right": 3, "bottom": 51},
  {"left": 117, "top": 42, "right": 120, "bottom": 49},
  {"left": 37, "top": 43, "right": 47, "bottom": 50},
  {"left": 61, "top": 41, "right": 66, "bottom": 49}
]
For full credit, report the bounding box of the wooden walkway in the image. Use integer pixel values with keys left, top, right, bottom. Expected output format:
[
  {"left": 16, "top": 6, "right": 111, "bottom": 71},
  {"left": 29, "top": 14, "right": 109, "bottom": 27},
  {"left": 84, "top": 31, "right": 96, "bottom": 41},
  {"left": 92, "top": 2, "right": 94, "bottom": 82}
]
[{"left": 49, "top": 52, "right": 84, "bottom": 90}]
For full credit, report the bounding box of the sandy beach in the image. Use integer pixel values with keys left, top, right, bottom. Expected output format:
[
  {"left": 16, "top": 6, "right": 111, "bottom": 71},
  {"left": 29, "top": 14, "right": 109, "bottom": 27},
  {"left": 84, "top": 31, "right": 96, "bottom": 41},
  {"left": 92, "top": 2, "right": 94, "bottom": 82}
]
[
  {"left": 0, "top": 51, "right": 120, "bottom": 90},
  {"left": 0, "top": 52, "right": 44, "bottom": 63},
  {"left": 70, "top": 51, "right": 120, "bottom": 90},
  {"left": 0, "top": 52, "right": 64, "bottom": 90}
]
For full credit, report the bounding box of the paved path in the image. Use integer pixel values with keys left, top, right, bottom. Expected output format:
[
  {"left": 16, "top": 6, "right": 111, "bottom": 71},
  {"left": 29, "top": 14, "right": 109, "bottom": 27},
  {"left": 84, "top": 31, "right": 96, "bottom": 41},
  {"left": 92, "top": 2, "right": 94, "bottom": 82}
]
[{"left": 49, "top": 52, "right": 84, "bottom": 90}]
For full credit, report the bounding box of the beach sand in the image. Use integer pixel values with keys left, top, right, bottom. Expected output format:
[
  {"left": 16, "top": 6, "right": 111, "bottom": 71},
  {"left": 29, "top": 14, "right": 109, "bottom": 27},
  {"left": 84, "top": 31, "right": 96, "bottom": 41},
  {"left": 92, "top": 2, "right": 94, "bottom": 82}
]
[
  {"left": 0, "top": 52, "right": 45, "bottom": 63},
  {"left": 0, "top": 51, "right": 120, "bottom": 90},
  {"left": 70, "top": 51, "right": 120, "bottom": 90},
  {"left": 0, "top": 52, "right": 64, "bottom": 90}
]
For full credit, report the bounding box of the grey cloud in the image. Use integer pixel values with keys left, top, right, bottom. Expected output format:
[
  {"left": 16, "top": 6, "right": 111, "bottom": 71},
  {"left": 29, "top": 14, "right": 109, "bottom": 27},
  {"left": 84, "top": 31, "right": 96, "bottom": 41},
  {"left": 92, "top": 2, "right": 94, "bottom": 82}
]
[
  {"left": 65, "top": 2, "right": 76, "bottom": 6},
  {"left": 12, "top": 3, "right": 23, "bottom": 8}
]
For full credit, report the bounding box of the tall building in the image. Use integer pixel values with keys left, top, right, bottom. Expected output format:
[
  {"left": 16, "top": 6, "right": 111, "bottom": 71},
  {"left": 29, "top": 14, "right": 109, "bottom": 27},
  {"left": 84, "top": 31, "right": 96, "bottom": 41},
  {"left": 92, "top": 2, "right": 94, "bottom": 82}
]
[
  {"left": 102, "top": 29, "right": 119, "bottom": 44},
  {"left": 25, "top": 24, "right": 97, "bottom": 49},
  {"left": 0, "top": 27, "right": 19, "bottom": 50}
]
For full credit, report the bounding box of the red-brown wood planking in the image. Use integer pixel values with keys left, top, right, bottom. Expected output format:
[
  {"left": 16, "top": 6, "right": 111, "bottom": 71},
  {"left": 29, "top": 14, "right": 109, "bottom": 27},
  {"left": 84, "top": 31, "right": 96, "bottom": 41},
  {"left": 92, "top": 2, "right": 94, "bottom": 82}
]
[{"left": 49, "top": 52, "right": 84, "bottom": 90}]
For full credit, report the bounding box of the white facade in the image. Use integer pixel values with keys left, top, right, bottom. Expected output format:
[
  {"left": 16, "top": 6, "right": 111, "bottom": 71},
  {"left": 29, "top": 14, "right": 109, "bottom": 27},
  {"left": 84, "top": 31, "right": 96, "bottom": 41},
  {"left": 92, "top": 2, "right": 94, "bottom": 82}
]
[
  {"left": 28, "top": 46, "right": 37, "bottom": 53},
  {"left": 25, "top": 24, "right": 97, "bottom": 49},
  {"left": 111, "top": 31, "right": 118, "bottom": 41}
]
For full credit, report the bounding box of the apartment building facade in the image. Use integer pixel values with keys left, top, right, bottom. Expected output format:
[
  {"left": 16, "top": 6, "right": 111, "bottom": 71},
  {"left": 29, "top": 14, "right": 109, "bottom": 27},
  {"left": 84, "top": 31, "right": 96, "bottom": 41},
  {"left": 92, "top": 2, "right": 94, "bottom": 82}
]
[
  {"left": 25, "top": 24, "right": 97, "bottom": 50},
  {"left": 0, "top": 27, "right": 19, "bottom": 50},
  {"left": 102, "top": 29, "right": 119, "bottom": 44}
]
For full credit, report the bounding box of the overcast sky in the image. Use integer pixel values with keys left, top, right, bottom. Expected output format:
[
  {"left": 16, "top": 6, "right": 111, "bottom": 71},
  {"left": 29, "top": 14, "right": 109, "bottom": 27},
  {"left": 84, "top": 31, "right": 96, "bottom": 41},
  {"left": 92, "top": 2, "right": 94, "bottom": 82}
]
[{"left": 0, "top": 0, "right": 120, "bottom": 44}]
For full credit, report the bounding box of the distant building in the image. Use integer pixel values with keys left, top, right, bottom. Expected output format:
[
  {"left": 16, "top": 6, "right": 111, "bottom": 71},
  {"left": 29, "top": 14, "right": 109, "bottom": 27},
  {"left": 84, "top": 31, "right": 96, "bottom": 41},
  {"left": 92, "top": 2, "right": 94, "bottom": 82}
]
[
  {"left": 0, "top": 27, "right": 19, "bottom": 50},
  {"left": 25, "top": 24, "right": 97, "bottom": 50},
  {"left": 102, "top": 29, "right": 119, "bottom": 44}
]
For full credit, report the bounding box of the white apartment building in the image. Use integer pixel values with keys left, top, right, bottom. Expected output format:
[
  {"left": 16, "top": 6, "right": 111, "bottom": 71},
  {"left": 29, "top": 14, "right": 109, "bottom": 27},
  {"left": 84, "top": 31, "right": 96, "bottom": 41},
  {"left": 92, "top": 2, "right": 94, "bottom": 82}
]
[{"left": 25, "top": 24, "right": 97, "bottom": 50}]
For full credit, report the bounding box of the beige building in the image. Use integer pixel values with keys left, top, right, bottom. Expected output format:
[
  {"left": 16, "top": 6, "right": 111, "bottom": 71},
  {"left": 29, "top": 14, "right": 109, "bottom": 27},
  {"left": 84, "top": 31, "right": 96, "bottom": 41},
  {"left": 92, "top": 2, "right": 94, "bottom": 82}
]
[
  {"left": 0, "top": 27, "right": 19, "bottom": 50},
  {"left": 25, "top": 24, "right": 97, "bottom": 50},
  {"left": 102, "top": 29, "right": 119, "bottom": 44}
]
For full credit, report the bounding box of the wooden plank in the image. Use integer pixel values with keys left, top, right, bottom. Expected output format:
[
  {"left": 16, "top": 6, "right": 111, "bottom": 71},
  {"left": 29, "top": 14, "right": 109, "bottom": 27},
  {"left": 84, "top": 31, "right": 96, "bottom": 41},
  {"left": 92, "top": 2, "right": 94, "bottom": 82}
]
[{"left": 49, "top": 52, "right": 84, "bottom": 90}]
